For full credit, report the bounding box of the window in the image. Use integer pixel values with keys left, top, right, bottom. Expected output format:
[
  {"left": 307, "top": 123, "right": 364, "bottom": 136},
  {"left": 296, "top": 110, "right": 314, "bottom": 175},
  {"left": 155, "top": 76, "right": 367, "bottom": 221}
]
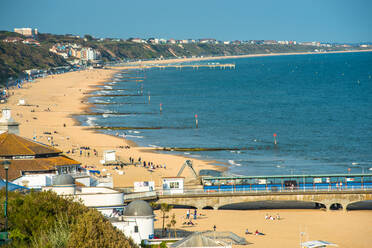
[
  {"left": 170, "top": 182, "right": 179, "bottom": 189},
  {"left": 134, "top": 226, "right": 138, "bottom": 233}
]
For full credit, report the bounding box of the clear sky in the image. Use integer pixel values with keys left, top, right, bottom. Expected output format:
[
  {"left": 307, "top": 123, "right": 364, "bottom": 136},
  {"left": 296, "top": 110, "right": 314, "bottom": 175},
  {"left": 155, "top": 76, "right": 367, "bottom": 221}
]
[{"left": 1, "top": 0, "right": 371, "bottom": 43}]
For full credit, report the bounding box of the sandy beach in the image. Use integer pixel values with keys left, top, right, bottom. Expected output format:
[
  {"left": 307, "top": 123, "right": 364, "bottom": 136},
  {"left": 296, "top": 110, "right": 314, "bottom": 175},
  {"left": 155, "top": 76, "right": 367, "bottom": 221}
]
[
  {"left": 4, "top": 67, "right": 221, "bottom": 188},
  {"left": 3, "top": 51, "right": 372, "bottom": 247},
  {"left": 154, "top": 209, "right": 372, "bottom": 248}
]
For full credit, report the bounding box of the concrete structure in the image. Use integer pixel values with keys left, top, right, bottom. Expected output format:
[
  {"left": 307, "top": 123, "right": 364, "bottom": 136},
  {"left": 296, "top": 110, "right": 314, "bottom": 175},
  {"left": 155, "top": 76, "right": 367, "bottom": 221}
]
[
  {"left": 76, "top": 187, "right": 124, "bottom": 215},
  {"left": 43, "top": 176, "right": 124, "bottom": 216},
  {"left": 171, "top": 232, "right": 231, "bottom": 248},
  {"left": 49, "top": 174, "right": 76, "bottom": 195},
  {"left": 112, "top": 200, "right": 154, "bottom": 244},
  {"left": 0, "top": 109, "right": 19, "bottom": 135},
  {"left": 156, "top": 190, "right": 372, "bottom": 211}
]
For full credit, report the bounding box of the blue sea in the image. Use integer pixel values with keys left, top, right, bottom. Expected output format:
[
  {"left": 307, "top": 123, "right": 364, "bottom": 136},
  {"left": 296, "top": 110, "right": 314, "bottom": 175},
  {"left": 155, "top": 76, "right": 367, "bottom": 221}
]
[{"left": 78, "top": 52, "right": 372, "bottom": 176}]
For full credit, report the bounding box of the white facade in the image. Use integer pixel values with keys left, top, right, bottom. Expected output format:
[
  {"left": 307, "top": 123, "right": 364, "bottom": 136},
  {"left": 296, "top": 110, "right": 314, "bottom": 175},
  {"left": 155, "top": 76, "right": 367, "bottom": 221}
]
[
  {"left": 45, "top": 185, "right": 76, "bottom": 195},
  {"left": 113, "top": 215, "right": 154, "bottom": 244},
  {"left": 134, "top": 181, "right": 155, "bottom": 192},
  {"left": 13, "top": 174, "right": 54, "bottom": 189},
  {"left": 43, "top": 185, "right": 124, "bottom": 216},
  {"left": 162, "top": 177, "right": 184, "bottom": 194},
  {"left": 0, "top": 108, "right": 19, "bottom": 135}
]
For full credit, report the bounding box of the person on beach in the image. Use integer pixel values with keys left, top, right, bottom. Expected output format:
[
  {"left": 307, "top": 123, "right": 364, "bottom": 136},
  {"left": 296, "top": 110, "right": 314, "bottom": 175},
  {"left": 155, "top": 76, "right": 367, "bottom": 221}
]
[
  {"left": 194, "top": 209, "right": 197, "bottom": 220},
  {"left": 186, "top": 210, "right": 190, "bottom": 219},
  {"left": 213, "top": 225, "right": 216, "bottom": 232}
]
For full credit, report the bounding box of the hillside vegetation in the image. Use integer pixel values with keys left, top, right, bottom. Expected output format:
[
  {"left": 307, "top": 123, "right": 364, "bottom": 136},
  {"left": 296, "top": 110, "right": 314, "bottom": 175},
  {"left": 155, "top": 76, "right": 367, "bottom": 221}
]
[
  {"left": 0, "top": 31, "right": 362, "bottom": 85},
  {"left": 0, "top": 190, "right": 136, "bottom": 248},
  {"left": 0, "top": 41, "right": 68, "bottom": 82}
]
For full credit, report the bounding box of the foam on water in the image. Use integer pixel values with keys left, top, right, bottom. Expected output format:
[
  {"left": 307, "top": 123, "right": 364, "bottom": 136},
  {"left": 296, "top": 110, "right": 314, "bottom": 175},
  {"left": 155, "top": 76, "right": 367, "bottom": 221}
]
[{"left": 86, "top": 117, "right": 97, "bottom": 126}]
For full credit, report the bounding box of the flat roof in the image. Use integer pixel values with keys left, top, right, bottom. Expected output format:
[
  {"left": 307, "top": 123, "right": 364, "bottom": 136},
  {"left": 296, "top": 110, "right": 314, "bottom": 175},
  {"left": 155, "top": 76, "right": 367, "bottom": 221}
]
[{"left": 202, "top": 173, "right": 372, "bottom": 181}]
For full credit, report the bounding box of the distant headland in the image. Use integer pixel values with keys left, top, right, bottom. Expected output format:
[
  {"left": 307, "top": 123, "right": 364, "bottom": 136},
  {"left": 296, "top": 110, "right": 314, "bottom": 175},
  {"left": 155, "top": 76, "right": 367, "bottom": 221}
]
[{"left": 1, "top": 27, "right": 372, "bottom": 84}]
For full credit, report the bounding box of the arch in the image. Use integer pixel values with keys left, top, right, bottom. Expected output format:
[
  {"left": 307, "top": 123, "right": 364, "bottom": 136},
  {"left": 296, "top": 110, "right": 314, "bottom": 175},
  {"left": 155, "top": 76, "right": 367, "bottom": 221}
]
[
  {"left": 346, "top": 200, "right": 372, "bottom": 211},
  {"left": 218, "top": 200, "right": 324, "bottom": 210},
  {"left": 169, "top": 204, "right": 197, "bottom": 209},
  {"left": 329, "top": 203, "right": 343, "bottom": 211},
  {"left": 202, "top": 206, "right": 214, "bottom": 210}
]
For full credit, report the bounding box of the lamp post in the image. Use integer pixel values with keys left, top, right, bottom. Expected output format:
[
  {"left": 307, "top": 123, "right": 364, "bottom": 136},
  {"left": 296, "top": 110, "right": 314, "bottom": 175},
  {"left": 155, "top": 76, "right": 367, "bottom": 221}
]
[{"left": 1, "top": 160, "right": 10, "bottom": 235}]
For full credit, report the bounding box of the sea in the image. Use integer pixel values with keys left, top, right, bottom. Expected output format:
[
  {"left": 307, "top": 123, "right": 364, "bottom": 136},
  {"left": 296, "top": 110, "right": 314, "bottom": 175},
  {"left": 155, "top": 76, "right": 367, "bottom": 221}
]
[{"left": 77, "top": 52, "right": 372, "bottom": 177}]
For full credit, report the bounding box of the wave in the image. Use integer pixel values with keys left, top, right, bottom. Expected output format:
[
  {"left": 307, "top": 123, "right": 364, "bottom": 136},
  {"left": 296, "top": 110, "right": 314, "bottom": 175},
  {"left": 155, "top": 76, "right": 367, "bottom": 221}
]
[
  {"left": 228, "top": 160, "right": 241, "bottom": 166},
  {"left": 128, "top": 130, "right": 141, "bottom": 134},
  {"left": 149, "top": 144, "right": 161, "bottom": 148},
  {"left": 86, "top": 117, "right": 97, "bottom": 126},
  {"left": 126, "top": 135, "right": 144, "bottom": 139}
]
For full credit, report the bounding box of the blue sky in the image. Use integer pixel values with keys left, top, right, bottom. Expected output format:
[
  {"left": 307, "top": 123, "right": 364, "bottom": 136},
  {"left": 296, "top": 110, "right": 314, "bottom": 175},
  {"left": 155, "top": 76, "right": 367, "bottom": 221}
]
[{"left": 1, "top": 0, "right": 371, "bottom": 43}]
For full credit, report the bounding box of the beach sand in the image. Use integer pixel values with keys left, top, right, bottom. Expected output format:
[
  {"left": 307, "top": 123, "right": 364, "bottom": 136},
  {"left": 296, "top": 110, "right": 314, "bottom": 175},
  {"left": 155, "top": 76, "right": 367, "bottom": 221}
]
[
  {"left": 4, "top": 67, "right": 221, "bottom": 188},
  {"left": 154, "top": 209, "right": 372, "bottom": 248},
  {"left": 3, "top": 52, "right": 372, "bottom": 247}
]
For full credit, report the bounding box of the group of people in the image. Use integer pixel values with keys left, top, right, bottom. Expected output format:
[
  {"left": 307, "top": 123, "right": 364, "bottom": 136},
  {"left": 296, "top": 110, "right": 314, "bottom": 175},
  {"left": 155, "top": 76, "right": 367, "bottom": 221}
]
[
  {"left": 186, "top": 209, "right": 198, "bottom": 220},
  {"left": 182, "top": 209, "right": 199, "bottom": 226},
  {"left": 128, "top": 157, "right": 167, "bottom": 170},
  {"left": 66, "top": 147, "right": 98, "bottom": 157},
  {"left": 245, "top": 229, "right": 265, "bottom": 235},
  {"left": 265, "top": 213, "right": 280, "bottom": 221}
]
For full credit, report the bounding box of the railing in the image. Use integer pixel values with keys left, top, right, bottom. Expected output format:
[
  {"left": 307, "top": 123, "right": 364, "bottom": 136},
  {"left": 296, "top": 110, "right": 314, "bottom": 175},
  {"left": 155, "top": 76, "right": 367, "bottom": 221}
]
[
  {"left": 157, "top": 185, "right": 372, "bottom": 197},
  {"left": 122, "top": 185, "right": 372, "bottom": 201}
]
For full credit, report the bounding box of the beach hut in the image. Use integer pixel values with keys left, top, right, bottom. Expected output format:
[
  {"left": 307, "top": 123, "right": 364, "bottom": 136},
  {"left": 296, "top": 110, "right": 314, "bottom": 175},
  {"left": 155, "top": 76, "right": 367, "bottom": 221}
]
[
  {"left": 103, "top": 150, "right": 116, "bottom": 163},
  {"left": 162, "top": 177, "right": 184, "bottom": 194}
]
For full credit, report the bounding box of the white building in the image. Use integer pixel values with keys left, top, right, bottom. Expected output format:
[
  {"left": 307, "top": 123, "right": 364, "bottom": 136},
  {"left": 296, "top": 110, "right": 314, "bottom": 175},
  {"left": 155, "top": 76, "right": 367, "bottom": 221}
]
[
  {"left": 0, "top": 108, "right": 19, "bottom": 135},
  {"left": 162, "top": 177, "right": 184, "bottom": 194},
  {"left": 112, "top": 200, "right": 155, "bottom": 245},
  {"left": 43, "top": 174, "right": 124, "bottom": 216},
  {"left": 0, "top": 131, "right": 85, "bottom": 189},
  {"left": 14, "top": 27, "right": 38, "bottom": 37}
]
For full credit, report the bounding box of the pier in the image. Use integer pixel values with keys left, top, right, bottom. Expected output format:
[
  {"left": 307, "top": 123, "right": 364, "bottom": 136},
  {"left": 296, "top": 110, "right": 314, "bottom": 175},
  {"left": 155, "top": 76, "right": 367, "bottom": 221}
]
[
  {"left": 141, "top": 63, "right": 236, "bottom": 70},
  {"left": 124, "top": 173, "right": 372, "bottom": 211}
]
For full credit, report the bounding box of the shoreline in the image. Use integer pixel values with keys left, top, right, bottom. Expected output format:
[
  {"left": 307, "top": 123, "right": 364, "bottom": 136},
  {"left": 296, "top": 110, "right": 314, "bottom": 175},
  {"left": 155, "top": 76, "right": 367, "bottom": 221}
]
[
  {"left": 3, "top": 50, "right": 372, "bottom": 247},
  {"left": 4, "top": 49, "right": 372, "bottom": 188},
  {"left": 119, "top": 49, "right": 372, "bottom": 66}
]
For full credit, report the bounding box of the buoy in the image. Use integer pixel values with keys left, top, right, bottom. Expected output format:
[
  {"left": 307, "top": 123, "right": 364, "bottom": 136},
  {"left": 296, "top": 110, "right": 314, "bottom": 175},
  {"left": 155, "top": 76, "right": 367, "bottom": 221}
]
[
  {"left": 195, "top": 114, "right": 198, "bottom": 128},
  {"left": 160, "top": 103, "right": 162, "bottom": 113}
]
